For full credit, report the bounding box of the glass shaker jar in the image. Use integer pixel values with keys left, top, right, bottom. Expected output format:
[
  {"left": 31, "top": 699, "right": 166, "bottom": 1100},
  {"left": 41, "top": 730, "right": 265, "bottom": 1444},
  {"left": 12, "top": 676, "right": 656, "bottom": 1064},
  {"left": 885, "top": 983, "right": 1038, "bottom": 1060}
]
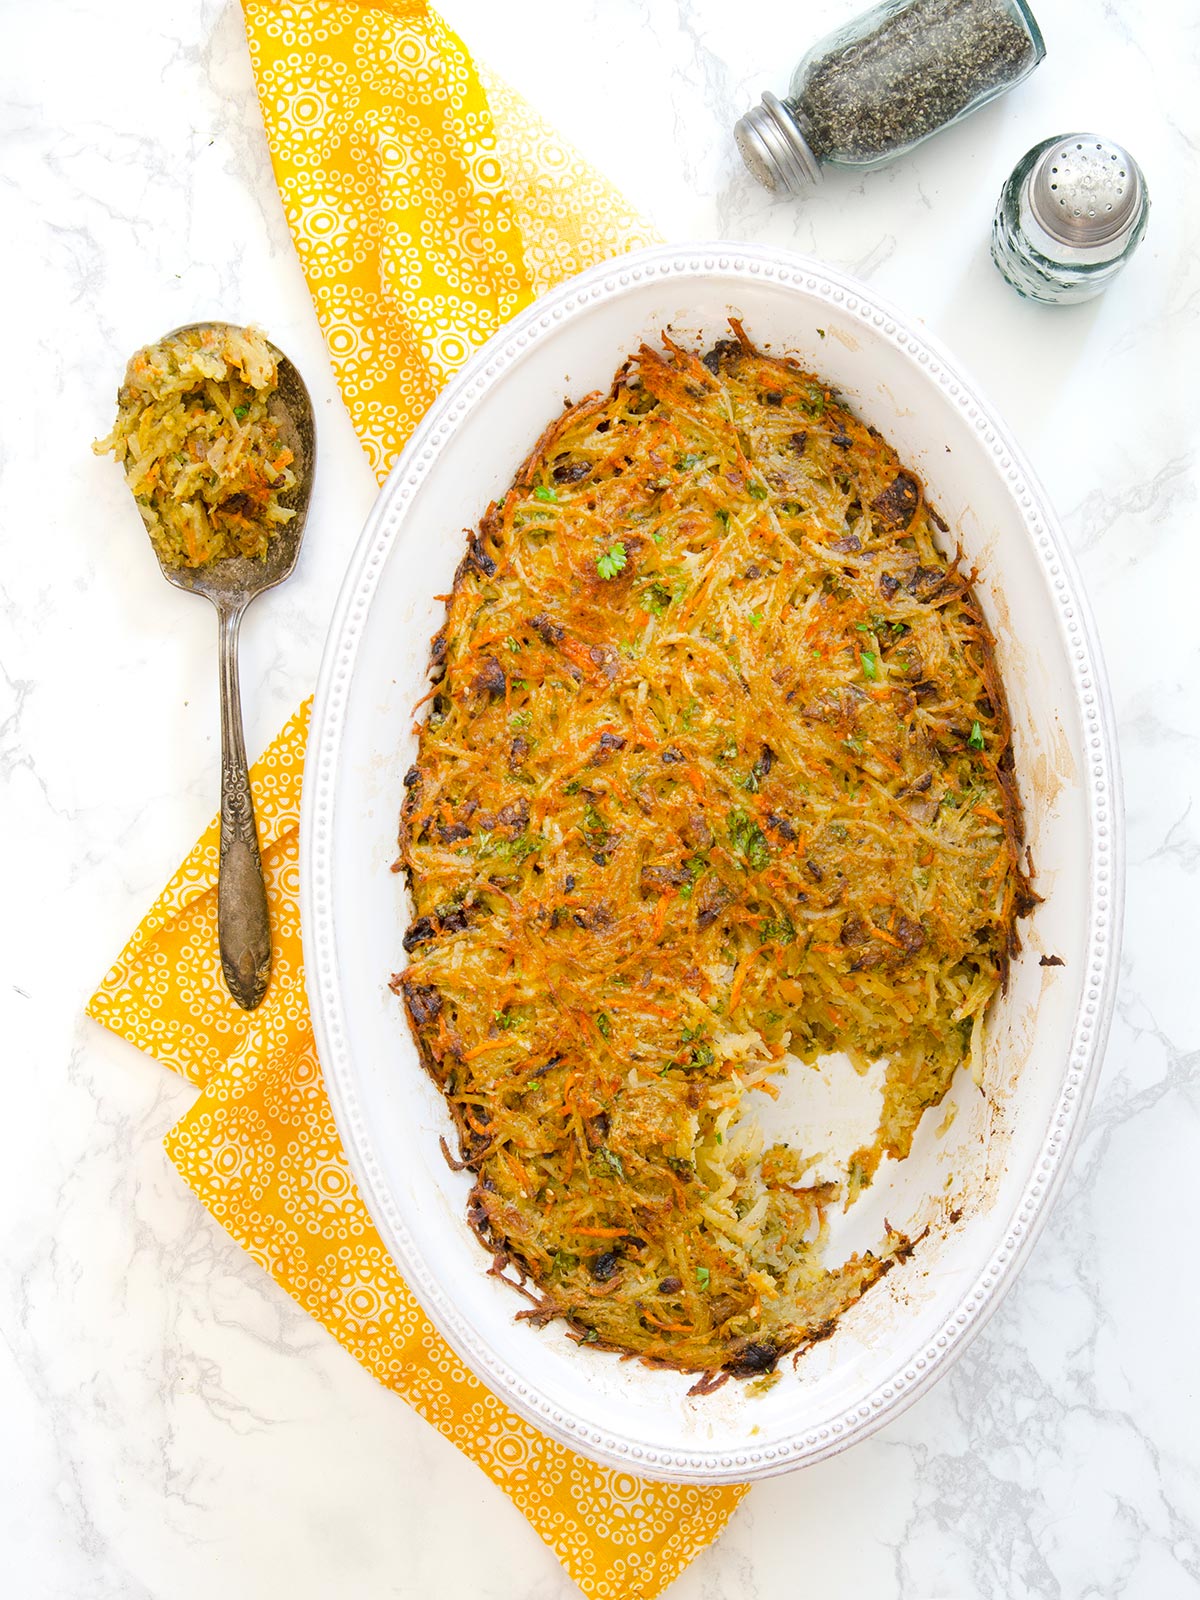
[
  {"left": 991, "top": 133, "right": 1150, "bottom": 304},
  {"left": 736, "top": 0, "right": 1046, "bottom": 196}
]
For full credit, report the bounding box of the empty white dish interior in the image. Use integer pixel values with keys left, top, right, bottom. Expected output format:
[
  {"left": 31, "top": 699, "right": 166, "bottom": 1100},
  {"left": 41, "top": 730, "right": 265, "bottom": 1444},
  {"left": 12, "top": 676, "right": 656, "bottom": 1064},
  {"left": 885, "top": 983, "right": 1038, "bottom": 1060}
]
[{"left": 304, "top": 248, "right": 1113, "bottom": 1482}]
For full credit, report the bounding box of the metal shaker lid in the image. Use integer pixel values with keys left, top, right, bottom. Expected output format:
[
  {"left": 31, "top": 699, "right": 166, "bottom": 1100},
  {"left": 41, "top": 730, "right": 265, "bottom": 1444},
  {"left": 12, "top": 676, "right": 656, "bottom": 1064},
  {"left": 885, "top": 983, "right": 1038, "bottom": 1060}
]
[
  {"left": 735, "top": 93, "right": 823, "bottom": 196},
  {"left": 1025, "top": 135, "right": 1145, "bottom": 259}
]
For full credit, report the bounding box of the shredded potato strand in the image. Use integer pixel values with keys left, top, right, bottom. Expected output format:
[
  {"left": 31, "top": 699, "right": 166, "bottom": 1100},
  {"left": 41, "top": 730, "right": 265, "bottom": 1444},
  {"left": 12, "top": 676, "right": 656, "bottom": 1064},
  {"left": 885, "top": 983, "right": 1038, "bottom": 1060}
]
[
  {"left": 95, "top": 324, "right": 296, "bottom": 568},
  {"left": 396, "top": 330, "right": 1033, "bottom": 1377}
]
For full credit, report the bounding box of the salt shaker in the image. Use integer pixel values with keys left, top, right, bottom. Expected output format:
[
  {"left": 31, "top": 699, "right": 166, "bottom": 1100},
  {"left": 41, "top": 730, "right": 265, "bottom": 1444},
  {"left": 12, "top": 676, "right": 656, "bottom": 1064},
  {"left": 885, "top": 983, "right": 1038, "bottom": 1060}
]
[
  {"left": 990, "top": 133, "right": 1150, "bottom": 304},
  {"left": 736, "top": 0, "right": 1045, "bottom": 196}
]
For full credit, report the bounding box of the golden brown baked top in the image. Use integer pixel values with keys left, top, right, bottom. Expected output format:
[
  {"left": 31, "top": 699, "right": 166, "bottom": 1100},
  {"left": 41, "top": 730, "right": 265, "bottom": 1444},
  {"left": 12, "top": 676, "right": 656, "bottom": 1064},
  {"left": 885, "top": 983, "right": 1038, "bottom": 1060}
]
[{"left": 395, "top": 327, "right": 1032, "bottom": 1380}]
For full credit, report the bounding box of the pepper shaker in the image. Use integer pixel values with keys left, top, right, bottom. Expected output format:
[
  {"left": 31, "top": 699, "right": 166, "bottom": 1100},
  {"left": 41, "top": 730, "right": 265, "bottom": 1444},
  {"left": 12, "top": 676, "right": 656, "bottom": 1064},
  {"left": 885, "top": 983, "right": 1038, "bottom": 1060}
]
[
  {"left": 990, "top": 133, "right": 1150, "bottom": 304},
  {"left": 736, "top": 0, "right": 1046, "bottom": 196}
]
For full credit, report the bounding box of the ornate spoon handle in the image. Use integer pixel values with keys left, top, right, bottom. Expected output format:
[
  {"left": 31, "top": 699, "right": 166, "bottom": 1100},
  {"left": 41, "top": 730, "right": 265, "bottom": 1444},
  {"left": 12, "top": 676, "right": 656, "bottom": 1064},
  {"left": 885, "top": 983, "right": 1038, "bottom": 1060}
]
[{"left": 216, "top": 601, "right": 271, "bottom": 1010}]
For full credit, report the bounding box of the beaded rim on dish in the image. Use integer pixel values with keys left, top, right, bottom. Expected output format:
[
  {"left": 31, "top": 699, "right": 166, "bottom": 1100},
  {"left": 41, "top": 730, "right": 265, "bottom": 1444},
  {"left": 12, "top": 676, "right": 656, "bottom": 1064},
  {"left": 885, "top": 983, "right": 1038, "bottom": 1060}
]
[{"left": 301, "top": 242, "right": 1121, "bottom": 1483}]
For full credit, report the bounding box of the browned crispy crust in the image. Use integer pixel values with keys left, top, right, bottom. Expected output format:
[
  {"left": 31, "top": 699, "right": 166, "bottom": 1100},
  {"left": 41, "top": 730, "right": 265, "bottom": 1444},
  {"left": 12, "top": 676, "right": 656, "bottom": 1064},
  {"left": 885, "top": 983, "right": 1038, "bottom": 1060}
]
[{"left": 393, "top": 329, "right": 1032, "bottom": 1376}]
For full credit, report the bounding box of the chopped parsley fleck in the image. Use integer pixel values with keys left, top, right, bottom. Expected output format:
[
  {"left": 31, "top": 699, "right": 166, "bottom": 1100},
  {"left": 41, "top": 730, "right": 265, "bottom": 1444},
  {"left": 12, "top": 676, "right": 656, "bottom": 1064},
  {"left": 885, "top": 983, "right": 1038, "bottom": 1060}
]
[
  {"left": 678, "top": 856, "right": 707, "bottom": 899},
  {"left": 532, "top": 484, "right": 557, "bottom": 502},
  {"left": 596, "top": 542, "right": 627, "bottom": 580},
  {"left": 968, "top": 720, "right": 986, "bottom": 751},
  {"left": 582, "top": 804, "right": 606, "bottom": 834},
  {"left": 695, "top": 1265, "right": 711, "bottom": 1291},
  {"left": 597, "top": 1013, "right": 611, "bottom": 1039},
  {"left": 509, "top": 709, "right": 532, "bottom": 728},
  {"left": 499, "top": 832, "right": 542, "bottom": 865},
  {"left": 596, "top": 1148, "right": 626, "bottom": 1181},
  {"left": 690, "top": 1043, "right": 715, "bottom": 1068},
  {"left": 861, "top": 651, "right": 879, "bottom": 680},
  {"left": 748, "top": 482, "right": 767, "bottom": 500},
  {"left": 645, "top": 581, "right": 673, "bottom": 615},
  {"left": 749, "top": 610, "right": 764, "bottom": 628},
  {"left": 728, "top": 810, "right": 770, "bottom": 871},
  {"left": 233, "top": 403, "right": 249, "bottom": 421}
]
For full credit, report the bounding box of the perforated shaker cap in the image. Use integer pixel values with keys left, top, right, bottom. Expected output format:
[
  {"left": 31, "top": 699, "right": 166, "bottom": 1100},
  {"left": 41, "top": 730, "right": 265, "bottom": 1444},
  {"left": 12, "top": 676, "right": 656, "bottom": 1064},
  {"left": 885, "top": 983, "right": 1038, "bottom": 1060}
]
[{"left": 1027, "top": 135, "right": 1143, "bottom": 254}]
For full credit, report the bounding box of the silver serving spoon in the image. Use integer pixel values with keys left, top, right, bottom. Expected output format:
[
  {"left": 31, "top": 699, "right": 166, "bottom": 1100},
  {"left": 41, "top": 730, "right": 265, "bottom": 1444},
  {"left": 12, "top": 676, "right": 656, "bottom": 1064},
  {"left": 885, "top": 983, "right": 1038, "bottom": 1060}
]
[{"left": 151, "top": 322, "right": 316, "bottom": 1010}]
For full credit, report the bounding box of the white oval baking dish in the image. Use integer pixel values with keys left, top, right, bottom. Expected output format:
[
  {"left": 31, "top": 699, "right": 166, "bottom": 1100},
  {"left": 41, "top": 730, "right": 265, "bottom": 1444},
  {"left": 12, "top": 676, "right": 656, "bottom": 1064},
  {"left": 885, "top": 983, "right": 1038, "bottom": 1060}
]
[{"left": 301, "top": 244, "right": 1121, "bottom": 1483}]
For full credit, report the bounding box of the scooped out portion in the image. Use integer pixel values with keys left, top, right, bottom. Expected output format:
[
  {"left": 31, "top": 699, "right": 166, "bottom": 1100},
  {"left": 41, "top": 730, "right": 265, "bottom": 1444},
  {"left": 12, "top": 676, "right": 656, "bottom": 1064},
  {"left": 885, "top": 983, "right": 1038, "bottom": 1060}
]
[
  {"left": 95, "top": 323, "right": 296, "bottom": 568},
  {"left": 396, "top": 325, "right": 1034, "bottom": 1381}
]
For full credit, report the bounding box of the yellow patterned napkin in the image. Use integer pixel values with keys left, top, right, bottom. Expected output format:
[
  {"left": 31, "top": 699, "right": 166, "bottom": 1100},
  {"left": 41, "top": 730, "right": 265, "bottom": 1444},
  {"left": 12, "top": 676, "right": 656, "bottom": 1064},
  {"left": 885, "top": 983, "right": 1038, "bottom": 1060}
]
[{"left": 89, "top": 3, "right": 748, "bottom": 1594}]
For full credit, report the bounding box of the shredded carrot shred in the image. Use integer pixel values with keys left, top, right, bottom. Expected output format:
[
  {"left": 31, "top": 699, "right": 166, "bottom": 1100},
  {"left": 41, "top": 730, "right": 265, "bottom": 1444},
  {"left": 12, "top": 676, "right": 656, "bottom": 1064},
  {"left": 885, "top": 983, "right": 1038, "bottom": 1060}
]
[{"left": 397, "top": 330, "right": 1033, "bottom": 1374}]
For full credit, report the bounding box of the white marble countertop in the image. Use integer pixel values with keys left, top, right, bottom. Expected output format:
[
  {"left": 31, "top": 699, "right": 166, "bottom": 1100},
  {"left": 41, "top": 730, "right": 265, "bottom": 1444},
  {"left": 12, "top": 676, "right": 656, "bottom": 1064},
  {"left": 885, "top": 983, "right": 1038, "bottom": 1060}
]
[{"left": 3, "top": 1, "right": 1198, "bottom": 1595}]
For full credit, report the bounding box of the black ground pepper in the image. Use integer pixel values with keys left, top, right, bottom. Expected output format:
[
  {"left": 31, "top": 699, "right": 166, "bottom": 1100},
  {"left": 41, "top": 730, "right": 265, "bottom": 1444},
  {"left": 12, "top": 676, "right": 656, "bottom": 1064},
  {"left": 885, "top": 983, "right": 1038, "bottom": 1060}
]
[
  {"left": 736, "top": 0, "right": 1044, "bottom": 193},
  {"left": 795, "top": 0, "right": 1039, "bottom": 163}
]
